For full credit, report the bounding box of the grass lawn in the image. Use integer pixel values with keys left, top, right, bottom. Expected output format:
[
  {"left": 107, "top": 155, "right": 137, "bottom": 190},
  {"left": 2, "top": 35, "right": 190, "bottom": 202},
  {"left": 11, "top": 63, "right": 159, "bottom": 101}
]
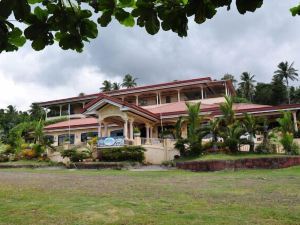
[
  {"left": 0, "top": 160, "right": 57, "bottom": 166},
  {"left": 0, "top": 167, "right": 299, "bottom": 225},
  {"left": 175, "top": 153, "right": 291, "bottom": 162}
]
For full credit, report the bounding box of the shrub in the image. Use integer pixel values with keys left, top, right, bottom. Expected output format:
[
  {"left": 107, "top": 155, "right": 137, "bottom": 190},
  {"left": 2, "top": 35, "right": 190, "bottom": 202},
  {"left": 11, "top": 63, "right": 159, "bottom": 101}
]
[
  {"left": 255, "top": 143, "right": 276, "bottom": 154},
  {"left": 61, "top": 148, "right": 91, "bottom": 162},
  {"left": 32, "top": 144, "right": 45, "bottom": 156},
  {"left": 100, "top": 146, "right": 145, "bottom": 162},
  {"left": 22, "top": 149, "right": 37, "bottom": 159},
  {"left": 280, "top": 133, "right": 294, "bottom": 154},
  {"left": 291, "top": 142, "right": 300, "bottom": 155},
  {"left": 174, "top": 138, "right": 188, "bottom": 156}
]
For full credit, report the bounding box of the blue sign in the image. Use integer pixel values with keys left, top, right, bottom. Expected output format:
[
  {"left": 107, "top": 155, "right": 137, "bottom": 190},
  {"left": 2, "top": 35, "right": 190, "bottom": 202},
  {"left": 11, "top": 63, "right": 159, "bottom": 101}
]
[{"left": 97, "top": 137, "right": 125, "bottom": 147}]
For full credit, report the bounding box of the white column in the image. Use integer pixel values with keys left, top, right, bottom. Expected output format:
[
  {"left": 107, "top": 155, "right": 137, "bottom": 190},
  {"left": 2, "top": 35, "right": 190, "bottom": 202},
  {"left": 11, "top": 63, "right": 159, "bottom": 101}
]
[
  {"left": 124, "top": 119, "right": 128, "bottom": 139},
  {"left": 146, "top": 124, "right": 150, "bottom": 143},
  {"left": 45, "top": 107, "right": 48, "bottom": 120},
  {"left": 104, "top": 123, "right": 108, "bottom": 137},
  {"left": 136, "top": 95, "right": 139, "bottom": 106},
  {"left": 225, "top": 82, "right": 228, "bottom": 96},
  {"left": 156, "top": 92, "right": 159, "bottom": 105},
  {"left": 159, "top": 92, "right": 162, "bottom": 105},
  {"left": 292, "top": 111, "right": 298, "bottom": 132},
  {"left": 129, "top": 120, "right": 134, "bottom": 140},
  {"left": 59, "top": 105, "right": 62, "bottom": 117},
  {"left": 98, "top": 121, "right": 102, "bottom": 137},
  {"left": 201, "top": 86, "right": 204, "bottom": 100},
  {"left": 150, "top": 126, "right": 153, "bottom": 139},
  {"left": 177, "top": 89, "right": 181, "bottom": 102}
]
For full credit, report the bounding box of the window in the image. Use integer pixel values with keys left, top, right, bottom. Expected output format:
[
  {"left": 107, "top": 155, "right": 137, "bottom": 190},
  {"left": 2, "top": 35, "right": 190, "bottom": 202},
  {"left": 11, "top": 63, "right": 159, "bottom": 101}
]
[
  {"left": 110, "top": 129, "right": 124, "bottom": 137},
  {"left": 81, "top": 132, "right": 98, "bottom": 142},
  {"left": 166, "top": 96, "right": 171, "bottom": 103},
  {"left": 45, "top": 135, "right": 54, "bottom": 144},
  {"left": 140, "top": 99, "right": 148, "bottom": 106},
  {"left": 58, "top": 134, "right": 75, "bottom": 145}
]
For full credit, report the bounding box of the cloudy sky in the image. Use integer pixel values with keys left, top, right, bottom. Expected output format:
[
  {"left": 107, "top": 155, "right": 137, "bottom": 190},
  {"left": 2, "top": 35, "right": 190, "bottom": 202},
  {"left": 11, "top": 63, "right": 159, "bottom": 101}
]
[{"left": 0, "top": 0, "right": 299, "bottom": 110}]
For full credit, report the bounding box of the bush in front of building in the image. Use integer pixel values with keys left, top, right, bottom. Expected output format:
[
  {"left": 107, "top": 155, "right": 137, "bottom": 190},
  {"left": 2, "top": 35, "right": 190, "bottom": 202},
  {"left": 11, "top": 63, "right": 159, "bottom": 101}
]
[
  {"left": 61, "top": 147, "right": 92, "bottom": 162},
  {"left": 100, "top": 146, "right": 145, "bottom": 162}
]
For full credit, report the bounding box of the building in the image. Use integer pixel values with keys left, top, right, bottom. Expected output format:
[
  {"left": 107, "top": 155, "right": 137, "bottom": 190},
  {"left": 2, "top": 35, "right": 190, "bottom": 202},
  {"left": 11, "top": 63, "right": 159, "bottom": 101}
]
[{"left": 37, "top": 76, "right": 299, "bottom": 149}]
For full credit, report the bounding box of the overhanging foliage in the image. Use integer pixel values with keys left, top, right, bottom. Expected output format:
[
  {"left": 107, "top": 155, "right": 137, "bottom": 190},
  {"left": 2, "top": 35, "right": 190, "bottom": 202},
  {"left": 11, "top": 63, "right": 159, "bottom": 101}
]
[{"left": 0, "top": 0, "right": 284, "bottom": 53}]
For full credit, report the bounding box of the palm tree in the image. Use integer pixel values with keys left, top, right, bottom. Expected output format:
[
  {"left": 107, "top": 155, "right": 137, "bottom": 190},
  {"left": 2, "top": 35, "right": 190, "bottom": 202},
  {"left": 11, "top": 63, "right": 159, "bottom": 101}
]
[
  {"left": 219, "top": 96, "right": 235, "bottom": 126},
  {"left": 238, "top": 72, "right": 256, "bottom": 101},
  {"left": 220, "top": 121, "right": 245, "bottom": 153},
  {"left": 206, "top": 118, "right": 220, "bottom": 151},
  {"left": 242, "top": 113, "right": 257, "bottom": 152},
  {"left": 122, "top": 74, "right": 138, "bottom": 88},
  {"left": 112, "top": 82, "right": 121, "bottom": 91},
  {"left": 274, "top": 61, "right": 298, "bottom": 104},
  {"left": 174, "top": 116, "right": 184, "bottom": 139},
  {"left": 186, "top": 102, "right": 202, "bottom": 155},
  {"left": 221, "top": 73, "right": 237, "bottom": 88},
  {"left": 100, "top": 80, "right": 112, "bottom": 92},
  {"left": 29, "top": 103, "right": 45, "bottom": 121}
]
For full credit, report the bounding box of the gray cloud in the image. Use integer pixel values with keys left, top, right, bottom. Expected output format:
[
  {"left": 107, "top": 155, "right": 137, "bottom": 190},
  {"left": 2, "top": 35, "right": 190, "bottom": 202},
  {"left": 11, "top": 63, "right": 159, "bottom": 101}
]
[{"left": 0, "top": 0, "right": 299, "bottom": 110}]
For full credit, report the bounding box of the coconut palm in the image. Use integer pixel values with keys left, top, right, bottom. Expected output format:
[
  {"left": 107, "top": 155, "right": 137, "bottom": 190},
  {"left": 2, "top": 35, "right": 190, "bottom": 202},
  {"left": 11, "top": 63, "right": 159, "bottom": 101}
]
[
  {"left": 219, "top": 96, "right": 235, "bottom": 126},
  {"left": 112, "top": 82, "right": 121, "bottom": 90},
  {"left": 238, "top": 72, "right": 256, "bottom": 101},
  {"left": 274, "top": 61, "right": 298, "bottom": 104},
  {"left": 206, "top": 118, "right": 220, "bottom": 151},
  {"left": 221, "top": 73, "right": 237, "bottom": 88},
  {"left": 122, "top": 74, "right": 138, "bottom": 88},
  {"left": 174, "top": 116, "right": 184, "bottom": 139},
  {"left": 242, "top": 113, "right": 257, "bottom": 152},
  {"left": 100, "top": 80, "right": 112, "bottom": 92},
  {"left": 220, "top": 121, "right": 245, "bottom": 153},
  {"left": 186, "top": 102, "right": 202, "bottom": 155}
]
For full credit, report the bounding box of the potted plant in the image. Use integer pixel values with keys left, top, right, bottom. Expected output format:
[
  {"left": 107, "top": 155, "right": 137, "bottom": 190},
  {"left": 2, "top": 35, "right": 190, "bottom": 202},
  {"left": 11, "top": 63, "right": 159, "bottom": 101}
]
[{"left": 133, "top": 127, "right": 141, "bottom": 137}]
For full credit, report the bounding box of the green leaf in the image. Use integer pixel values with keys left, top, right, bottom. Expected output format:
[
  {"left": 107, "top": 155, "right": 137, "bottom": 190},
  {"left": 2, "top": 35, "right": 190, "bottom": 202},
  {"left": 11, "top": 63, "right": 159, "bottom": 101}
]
[
  {"left": 28, "top": 0, "right": 43, "bottom": 4},
  {"left": 120, "top": 14, "right": 135, "bottom": 27},
  {"left": 8, "top": 28, "right": 26, "bottom": 47},
  {"left": 34, "top": 6, "right": 48, "bottom": 21},
  {"left": 32, "top": 37, "right": 46, "bottom": 51},
  {"left": 119, "top": 0, "right": 135, "bottom": 8},
  {"left": 290, "top": 5, "right": 300, "bottom": 16},
  {"left": 236, "top": 0, "right": 263, "bottom": 14},
  {"left": 145, "top": 14, "right": 160, "bottom": 35},
  {"left": 98, "top": 11, "right": 113, "bottom": 27}
]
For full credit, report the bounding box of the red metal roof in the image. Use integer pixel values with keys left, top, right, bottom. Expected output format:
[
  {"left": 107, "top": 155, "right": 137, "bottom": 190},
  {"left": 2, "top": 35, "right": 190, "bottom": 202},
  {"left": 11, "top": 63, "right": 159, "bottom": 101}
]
[
  {"left": 45, "top": 118, "right": 98, "bottom": 130},
  {"left": 37, "top": 76, "right": 213, "bottom": 106},
  {"left": 44, "top": 102, "right": 300, "bottom": 131},
  {"left": 82, "top": 93, "right": 160, "bottom": 120}
]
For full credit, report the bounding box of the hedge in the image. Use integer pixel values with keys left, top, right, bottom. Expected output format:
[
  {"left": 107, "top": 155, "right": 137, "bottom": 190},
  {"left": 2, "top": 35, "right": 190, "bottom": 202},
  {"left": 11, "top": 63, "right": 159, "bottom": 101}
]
[{"left": 100, "top": 146, "right": 145, "bottom": 162}]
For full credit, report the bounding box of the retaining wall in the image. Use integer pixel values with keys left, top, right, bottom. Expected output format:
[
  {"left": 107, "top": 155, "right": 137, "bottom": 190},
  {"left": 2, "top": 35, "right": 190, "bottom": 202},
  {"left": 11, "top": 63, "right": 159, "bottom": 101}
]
[{"left": 176, "top": 156, "right": 300, "bottom": 172}]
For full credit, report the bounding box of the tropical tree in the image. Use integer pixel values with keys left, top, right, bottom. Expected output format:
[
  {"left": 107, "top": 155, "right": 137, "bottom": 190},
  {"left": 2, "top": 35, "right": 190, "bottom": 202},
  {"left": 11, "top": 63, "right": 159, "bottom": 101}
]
[
  {"left": 238, "top": 72, "right": 256, "bottom": 101},
  {"left": 122, "top": 74, "right": 138, "bottom": 88},
  {"left": 219, "top": 96, "right": 235, "bottom": 126},
  {"left": 220, "top": 121, "right": 245, "bottom": 153},
  {"left": 276, "top": 111, "right": 298, "bottom": 154},
  {"left": 242, "top": 113, "right": 257, "bottom": 152},
  {"left": 185, "top": 102, "right": 202, "bottom": 155},
  {"left": 221, "top": 74, "right": 237, "bottom": 88},
  {"left": 270, "top": 75, "right": 288, "bottom": 105},
  {"left": 206, "top": 118, "right": 220, "bottom": 151},
  {"left": 29, "top": 103, "right": 45, "bottom": 121},
  {"left": 0, "top": 1, "right": 269, "bottom": 53},
  {"left": 274, "top": 61, "right": 298, "bottom": 104},
  {"left": 112, "top": 82, "right": 121, "bottom": 91},
  {"left": 100, "top": 80, "right": 112, "bottom": 92}
]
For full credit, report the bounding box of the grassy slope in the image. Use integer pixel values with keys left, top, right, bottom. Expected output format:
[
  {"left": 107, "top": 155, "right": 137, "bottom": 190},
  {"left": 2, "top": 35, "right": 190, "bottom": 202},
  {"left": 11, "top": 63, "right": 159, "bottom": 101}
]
[
  {"left": 0, "top": 167, "right": 299, "bottom": 225},
  {"left": 176, "top": 153, "right": 290, "bottom": 162}
]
